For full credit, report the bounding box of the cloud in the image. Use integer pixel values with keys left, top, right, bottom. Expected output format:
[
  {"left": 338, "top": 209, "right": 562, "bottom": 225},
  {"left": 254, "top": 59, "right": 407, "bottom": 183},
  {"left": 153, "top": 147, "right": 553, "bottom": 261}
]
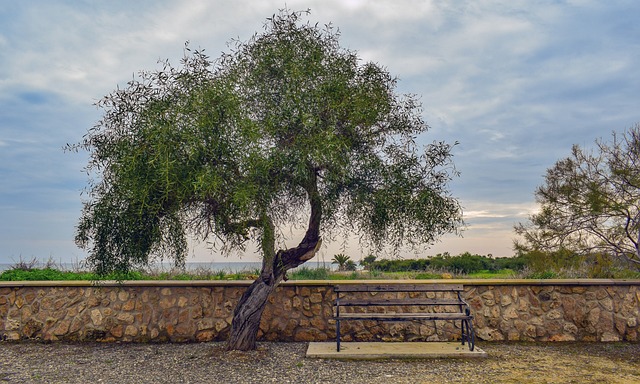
[{"left": 2, "top": 0, "right": 640, "bottom": 263}]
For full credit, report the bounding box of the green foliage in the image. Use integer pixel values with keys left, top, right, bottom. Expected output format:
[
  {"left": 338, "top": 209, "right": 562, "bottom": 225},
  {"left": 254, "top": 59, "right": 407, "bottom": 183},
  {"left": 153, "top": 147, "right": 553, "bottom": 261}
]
[
  {"left": 515, "top": 124, "right": 640, "bottom": 269},
  {"left": 429, "top": 252, "right": 492, "bottom": 273},
  {"left": 467, "top": 269, "right": 516, "bottom": 279},
  {"left": 288, "top": 267, "right": 330, "bottom": 280},
  {"left": 344, "top": 260, "right": 357, "bottom": 271},
  {"left": 369, "top": 253, "right": 527, "bottom": 274},
  {"left": 360, "top": 254, "right": 377, "bottom": 269},
  {"left": 413, "top": 272, "right": 442, "bottom": 279},
  {"left": 68, "top": 9, "right": 462, "bottom": 278},
  {"left": 0, "top": 267, "right": 142, "bottom": 281},
  {"left": 517, "top": 249, "right": 629, "bottom": 278},
  {"left": 527, "top": 271, "right": 558, "bottom": 279},
  {"left": 370, "top": 258, "right": 430, "bottom": 272},
  {"left": 331, "top": 254, "right": 352, "bottom": 271}
]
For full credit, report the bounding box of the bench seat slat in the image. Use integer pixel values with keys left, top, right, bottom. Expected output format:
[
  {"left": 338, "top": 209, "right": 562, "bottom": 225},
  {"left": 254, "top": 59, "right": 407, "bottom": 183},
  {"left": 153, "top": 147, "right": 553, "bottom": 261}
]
[
  {"left": 336, "top": 298, "right": 465, "bottom": 306},
  {"left": 335, "top": 312, "right": 472, "bottom": 321}
]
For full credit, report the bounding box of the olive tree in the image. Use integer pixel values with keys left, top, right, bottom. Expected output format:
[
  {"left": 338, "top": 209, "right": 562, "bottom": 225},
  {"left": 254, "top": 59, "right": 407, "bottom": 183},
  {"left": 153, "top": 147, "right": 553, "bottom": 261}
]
[
  {"left": 70, "top": 10, "right": 462, "bottom": 350},
  {"left": 515, "top": 124, "right": 640, "bottom": 268}
]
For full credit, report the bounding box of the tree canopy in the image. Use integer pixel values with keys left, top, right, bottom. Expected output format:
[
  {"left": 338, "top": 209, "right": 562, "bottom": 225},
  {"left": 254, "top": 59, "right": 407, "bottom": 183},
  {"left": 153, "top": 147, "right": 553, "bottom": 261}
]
[
  {"left": 70, "top": 10, "right": 462, "bottom": 349},
  {"left": 515, "top": 124, "right": 640, "bottom": 269}
]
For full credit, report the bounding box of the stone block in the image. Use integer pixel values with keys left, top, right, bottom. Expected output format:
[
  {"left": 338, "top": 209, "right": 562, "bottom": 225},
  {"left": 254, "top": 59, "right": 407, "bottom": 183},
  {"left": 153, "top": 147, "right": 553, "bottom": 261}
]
[
  {"left": 524, "top": 325, "right": 537, "bottom": 339},
  {"left": 476, "top": 327, "right": 504, "bottom": 341},
  {"left": 548, "top": 333, "right": 575, "bottom": 342},
  {"left": 159, "top": 296, "right": 176, "bottom": 309},
  {"left": 587, "top": 307, "right": 601, "bottom": 327},
  {"left": 196, "top": 330, "right": 214, "bottom": 342},
  {"left": 125, "top": 325, "right": 138, "bottom": 337},
  {"left": 116, "top": 313, "right": 135, "bottom": 324},
  {"left": 625, "top": 329, "right": 637, "bottom": 341},
  {"left": 600, "top": 297, "right": 614, "bottom": 312},
  {"left": 563, "top": 323, "right": 578, "bottom": 335},
  {"left": 22, "top": 319, "right": 43, "bottom": 338},
  {"left": 5, "top": 332, "right": 21, "bottom": 341},
  {"left": 70, "top": 318, "right": 83, "bottom": 334},
  {"left": 514, "top": 320, "right": 527, "bottom": 333},
  {"left": 90, "top": 309, "right": 103, "bottom": 326},
  {"left": 122, "top": 299, "right": 135, "bottom": 311},
  {"left": 546, "top": 309, "right": 563, "bottom": 320},
  {"left": 110, "top": 325, "right": 124, "bottom": 338},
  {"left": 503, "top": 306, "right": 519, "bottom": 320},
  {"left": 53, "top": 319, "right": 71, "bottom": 336},
  {"left": 14, "top": 295, "right": 25, "bottom": 309},
  {"left": 507, "top": 330, "right": 520, "bottom": 341},
  {"left": 601, "top": 331, "right": 620, "bottom": 342},
  {"left": 595, "top": 288, "right": 608, "bottom": 300},
  {"left": 309, "top": 293, "right": 323, "bottom": 304},
  {"left": 614, "top": 315, "right": 627, "bottom": 334}
]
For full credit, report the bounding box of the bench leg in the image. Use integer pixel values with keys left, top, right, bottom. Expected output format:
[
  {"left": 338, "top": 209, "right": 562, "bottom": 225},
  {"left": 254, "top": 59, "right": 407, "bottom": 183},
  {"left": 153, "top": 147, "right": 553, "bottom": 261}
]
[
  {"left": 461, "top": 318, "right": 475, "bottom": 351},
  {"left": 466, "top": 319, "right": 475, "bottom": 351},
  {"left": 336, "top": 319, "right": 341, "bottom": 352}
]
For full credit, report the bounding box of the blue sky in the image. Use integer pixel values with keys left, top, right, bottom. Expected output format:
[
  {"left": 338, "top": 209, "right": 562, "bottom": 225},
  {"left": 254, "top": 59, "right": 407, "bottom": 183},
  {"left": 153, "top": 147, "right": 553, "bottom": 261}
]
[{"left": 1, "top": 0, "right": 639, "bottom": 265}]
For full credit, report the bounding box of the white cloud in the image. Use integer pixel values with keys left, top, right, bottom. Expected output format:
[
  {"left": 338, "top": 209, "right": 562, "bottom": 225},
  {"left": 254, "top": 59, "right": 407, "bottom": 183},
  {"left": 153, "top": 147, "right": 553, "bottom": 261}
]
[
  {"left": 463, "top": 201, "right": 536, "bottom": 220},
  {"left": 2, "top": 0, "right": 640, "bottom": 263}
]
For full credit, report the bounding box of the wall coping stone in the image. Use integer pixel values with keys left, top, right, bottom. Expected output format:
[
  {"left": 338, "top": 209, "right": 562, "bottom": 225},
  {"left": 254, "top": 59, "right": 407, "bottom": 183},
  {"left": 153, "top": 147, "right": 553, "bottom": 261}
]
[{"left": 1, "top": 278, "right": 639, "bottom": 288}]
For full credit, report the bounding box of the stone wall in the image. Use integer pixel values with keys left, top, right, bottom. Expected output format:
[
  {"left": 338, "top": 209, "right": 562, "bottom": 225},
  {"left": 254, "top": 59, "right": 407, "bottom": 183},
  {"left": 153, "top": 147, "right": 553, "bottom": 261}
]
[{"left": 1, "top": 280, "right": 638, "bottom": 343}]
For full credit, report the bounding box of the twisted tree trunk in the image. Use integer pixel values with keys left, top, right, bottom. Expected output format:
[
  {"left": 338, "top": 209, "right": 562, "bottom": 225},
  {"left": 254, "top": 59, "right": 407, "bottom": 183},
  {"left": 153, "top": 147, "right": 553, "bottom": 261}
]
[
  {"left": 225, "top": 272, "right": 279, "bottom": 351},
  {"left": 226, "top": 237, "right": 322, "bottom": 351},
  {"left": 226, "top": 170, "right": 322, "bottom": 351}
]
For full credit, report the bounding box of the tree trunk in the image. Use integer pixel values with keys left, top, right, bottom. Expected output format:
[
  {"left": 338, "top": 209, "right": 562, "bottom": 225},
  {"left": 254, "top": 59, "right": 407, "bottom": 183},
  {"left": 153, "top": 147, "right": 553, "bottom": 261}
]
[
  {"left": 226, "top": 273, "right": 279, "bottom": 351},
  {"left": 225, "top": 238, "right": 321, "bottom": 351},
  {"left": 226, "top": 167, "right": 322, "bottom": 351}
]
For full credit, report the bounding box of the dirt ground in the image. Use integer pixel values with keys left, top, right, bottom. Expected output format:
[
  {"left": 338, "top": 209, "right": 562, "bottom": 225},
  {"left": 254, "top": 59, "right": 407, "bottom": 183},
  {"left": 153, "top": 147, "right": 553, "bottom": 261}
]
[{"left": 1, "top": 341, "right": 639, "bottom": 383}]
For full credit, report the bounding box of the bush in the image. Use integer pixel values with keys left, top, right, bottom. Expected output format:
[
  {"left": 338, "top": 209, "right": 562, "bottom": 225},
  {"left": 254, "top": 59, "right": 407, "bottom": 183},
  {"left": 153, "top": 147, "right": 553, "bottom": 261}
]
[
  {"left": 368, "top": 252, "right": 523, "bottom": 274},
  {"left": 0, "top": 267, "right": 144, "bottom": 281},
  {"left": 289, "top": 267, "right": 330, "bottom": 280}
]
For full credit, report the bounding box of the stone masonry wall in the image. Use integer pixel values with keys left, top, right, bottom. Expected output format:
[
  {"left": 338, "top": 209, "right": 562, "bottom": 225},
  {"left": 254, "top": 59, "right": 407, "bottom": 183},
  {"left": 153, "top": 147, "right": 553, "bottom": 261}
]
[{"left": 0, "top": 280, "right": 638, "bottom": 343}]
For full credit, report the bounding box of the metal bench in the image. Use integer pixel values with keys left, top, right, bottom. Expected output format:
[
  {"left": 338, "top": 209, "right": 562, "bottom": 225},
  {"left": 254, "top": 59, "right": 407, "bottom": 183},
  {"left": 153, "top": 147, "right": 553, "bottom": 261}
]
[{"left": 333, "top": 283, "right": 475, "bottom": 352}]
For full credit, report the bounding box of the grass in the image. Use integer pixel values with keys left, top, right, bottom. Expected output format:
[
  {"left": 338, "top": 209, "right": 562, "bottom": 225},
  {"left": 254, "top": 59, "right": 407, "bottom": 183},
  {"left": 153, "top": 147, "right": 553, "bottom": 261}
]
[
  {"left": 2, "top": 258, "right": 639, "bottom": 282},
  {"left": 0, "top": 259, "right": 261, "bottom": 282},
  {"left": 466, "top": 269, "right": 517, "bottom": 279},
  {"left": 0, "top": 266, "right": 489, "bottom": 281}
]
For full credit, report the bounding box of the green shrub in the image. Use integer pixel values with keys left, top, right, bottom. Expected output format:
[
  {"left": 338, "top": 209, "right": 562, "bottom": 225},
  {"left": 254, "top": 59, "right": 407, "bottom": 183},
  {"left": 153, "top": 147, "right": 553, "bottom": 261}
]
[
  {"left": 288, "top": 267, "right": 330, "bottom": 280},
  {"left": 369, "top": 252, "right": 515, "bottom": 274},
  {"left": 527, "top": 271, "right": 558, "bottom": 279},
  {"left": 0, "top": 268, "right": 90, "bottom": 281},
  {"left": 0, "top": 267, "right": 146, "bottom": 281},
  {"left": 414, "top": 272, "right": 441, "bottom": 279}
]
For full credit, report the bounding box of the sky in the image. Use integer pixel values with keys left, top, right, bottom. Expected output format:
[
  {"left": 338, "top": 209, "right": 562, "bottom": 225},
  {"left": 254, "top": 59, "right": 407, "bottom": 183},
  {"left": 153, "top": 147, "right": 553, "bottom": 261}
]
[{"left": 1, "top": 0, "right": 639, "bottom": 265}]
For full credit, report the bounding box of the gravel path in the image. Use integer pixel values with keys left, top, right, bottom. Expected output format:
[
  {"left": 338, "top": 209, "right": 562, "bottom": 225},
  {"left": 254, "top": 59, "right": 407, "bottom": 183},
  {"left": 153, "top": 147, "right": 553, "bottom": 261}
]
[{"left": 1, "top": 341, "right": 639, "bottom": 383}]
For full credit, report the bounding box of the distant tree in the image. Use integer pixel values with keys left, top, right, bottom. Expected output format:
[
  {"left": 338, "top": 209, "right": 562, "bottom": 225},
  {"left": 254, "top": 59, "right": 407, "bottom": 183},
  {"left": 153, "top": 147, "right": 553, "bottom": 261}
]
[
  {"left": 360, "top": 254, "right": 377, "bottom": 270},
  {"left": 344, "top": 259, "right": 358, "bottom": 271},
  {"left": 331, "top": 254, "right": 352, "bottom": 271},
  {"left": 69, "top": 9, "right": 462, "bottom": 351},
  {"left": 515, "top": 124, "right": 640, "bottom": 269}
]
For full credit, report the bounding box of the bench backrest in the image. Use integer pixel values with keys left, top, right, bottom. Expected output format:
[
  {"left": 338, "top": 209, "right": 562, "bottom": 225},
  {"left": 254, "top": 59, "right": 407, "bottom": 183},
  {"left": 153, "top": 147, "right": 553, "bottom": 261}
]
[{"left": 334, "top": 284, "right": 463, "bottom": 293}]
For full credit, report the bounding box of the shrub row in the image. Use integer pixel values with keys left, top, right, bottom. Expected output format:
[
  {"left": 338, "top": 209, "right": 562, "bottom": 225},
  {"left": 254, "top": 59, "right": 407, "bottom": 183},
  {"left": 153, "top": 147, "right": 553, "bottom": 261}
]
[{"left": 369, "top": 252, "right": 527, "bottom": 274}]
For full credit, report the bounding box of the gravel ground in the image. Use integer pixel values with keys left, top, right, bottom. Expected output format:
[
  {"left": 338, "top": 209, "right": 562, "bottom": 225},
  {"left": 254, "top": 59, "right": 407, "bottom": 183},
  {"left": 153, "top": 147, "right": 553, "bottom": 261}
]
[{"left": 1, "top": 341, "right": 639, "bottom": 384}]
